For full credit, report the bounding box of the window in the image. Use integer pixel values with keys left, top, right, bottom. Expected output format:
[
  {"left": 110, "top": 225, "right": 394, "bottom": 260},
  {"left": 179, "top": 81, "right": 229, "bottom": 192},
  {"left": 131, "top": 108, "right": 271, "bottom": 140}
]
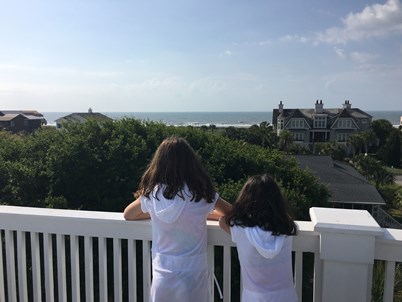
[
  {"left": 361, "top": 119, "right": 367, "bottom": 124},
  {"left": 290, "top": 119, "right": 304, "bottom": 128},
  {"left": 338, "top": 119, "right": 352, "bottom": 128},
  {"left": 24, "top": 120, "right": 29, "bottom": 126},
  {"left": 10, "top": 121, "right": 15, "bottom": 127},
  {"left": 337, "top": 133, "right": 349, "bottom": 142},
  {"left": 314, "top": 116, "right": 326, "bottom": 128},
  {"left": 278, "top": 119, "right": 284, "bottom": 129},
  {"left": 293, "top": 133, "right": 304, "bottom": 141}
]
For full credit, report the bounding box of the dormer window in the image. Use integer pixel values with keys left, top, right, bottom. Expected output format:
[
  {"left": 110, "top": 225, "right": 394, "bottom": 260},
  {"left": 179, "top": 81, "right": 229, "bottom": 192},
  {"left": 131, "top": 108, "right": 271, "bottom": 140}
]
[
  {"left": 338, "top": 119, "right": 352, "bottom": 128},
  {"left": 314, "top": 116, "right": 326, "bottom": 128},
  {"left": 290, "top": 119, "right": 304, "bottom": 128}
]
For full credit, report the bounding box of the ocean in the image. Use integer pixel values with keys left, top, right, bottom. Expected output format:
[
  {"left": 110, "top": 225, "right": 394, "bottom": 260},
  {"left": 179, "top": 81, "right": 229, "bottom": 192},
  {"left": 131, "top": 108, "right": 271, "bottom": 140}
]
[{"left": 42, "top": 111, "right": 402, "bottom": 128}]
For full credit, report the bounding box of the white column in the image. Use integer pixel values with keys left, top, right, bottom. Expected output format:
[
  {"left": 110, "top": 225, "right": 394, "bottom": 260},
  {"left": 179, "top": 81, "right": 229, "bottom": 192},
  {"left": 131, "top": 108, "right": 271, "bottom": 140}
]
[{"left": 310, "top": 207, "right": 383, "bottom": 302}]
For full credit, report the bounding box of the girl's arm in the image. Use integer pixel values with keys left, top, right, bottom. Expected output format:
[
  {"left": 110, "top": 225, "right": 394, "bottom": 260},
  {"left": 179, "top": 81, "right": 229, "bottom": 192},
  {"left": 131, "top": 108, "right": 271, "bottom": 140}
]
[
  {"left": 219, "top": 216, "right": 231, "bottom": 234},
  {"left": 207, "top": 197, "right": 232, "bottom": 221},
  {"left": 123, "top": 198, "right": 151, "bottom": 220}
]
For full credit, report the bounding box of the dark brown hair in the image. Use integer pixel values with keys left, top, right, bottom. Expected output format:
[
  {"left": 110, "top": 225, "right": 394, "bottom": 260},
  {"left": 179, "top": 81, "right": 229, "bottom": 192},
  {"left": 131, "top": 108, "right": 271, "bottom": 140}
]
[
  {"left": 226, "top": 174, "right": 297, "bottom": 235},
  {"left": 138, "top": 136, "right": 215, "bottom": 203}
]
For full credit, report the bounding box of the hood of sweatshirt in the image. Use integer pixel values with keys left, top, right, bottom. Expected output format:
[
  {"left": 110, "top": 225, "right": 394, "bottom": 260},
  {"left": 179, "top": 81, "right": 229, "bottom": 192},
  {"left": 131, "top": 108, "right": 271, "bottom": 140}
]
[
  {"left": 245, "top": 227, "right": 285, "bottom": 259},
  {"left": 150, "top": 185, "right": 189, "bottom": 224}
]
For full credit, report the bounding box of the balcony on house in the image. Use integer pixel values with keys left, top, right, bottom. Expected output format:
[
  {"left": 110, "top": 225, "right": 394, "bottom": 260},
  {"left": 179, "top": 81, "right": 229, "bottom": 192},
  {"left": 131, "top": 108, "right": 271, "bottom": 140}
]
[{"left": 0, "top": 205, "right": 401, "bottom": 302}]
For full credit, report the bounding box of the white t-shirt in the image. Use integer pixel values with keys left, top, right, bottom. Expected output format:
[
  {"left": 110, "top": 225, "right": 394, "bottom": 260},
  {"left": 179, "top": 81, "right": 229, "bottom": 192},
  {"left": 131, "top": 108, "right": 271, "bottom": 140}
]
[
  {"left": 231, "top": 225, "right": 298, "bottom": 302},
  {"left": 140, "top": 184, "right": 218, "bottom": 302}
]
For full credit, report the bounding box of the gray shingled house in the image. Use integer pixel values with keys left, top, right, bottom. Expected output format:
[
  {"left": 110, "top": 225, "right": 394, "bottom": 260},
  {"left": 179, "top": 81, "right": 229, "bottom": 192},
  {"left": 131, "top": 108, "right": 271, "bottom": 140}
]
[
  {"left": 293, "top": 155, "right": 385, "bottom": 211},
  {"left": 293, "top": 155, "right": 402, "bottom": 228},
  {"left": 272, "top": 100, "right": 372, "bottom": 150},
  {"left": 55, "top": 108, "right": 113, "bottom": 129}
]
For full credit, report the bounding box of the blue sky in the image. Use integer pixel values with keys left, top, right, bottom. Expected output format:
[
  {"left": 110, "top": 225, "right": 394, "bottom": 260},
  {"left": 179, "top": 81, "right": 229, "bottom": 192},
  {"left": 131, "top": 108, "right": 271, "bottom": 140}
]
[{"left": 1, "top": 0, "right": 402, "bottom": 112}]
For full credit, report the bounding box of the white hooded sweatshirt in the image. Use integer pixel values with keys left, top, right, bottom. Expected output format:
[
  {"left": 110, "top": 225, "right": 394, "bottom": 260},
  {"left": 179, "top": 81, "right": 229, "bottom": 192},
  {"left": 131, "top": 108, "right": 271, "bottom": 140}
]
[
  {"left": 231, "top": 226, "right": 298, "bottom": 302},
  {"left": 141, "top": 185, "right": 218, "bottom": 302}
]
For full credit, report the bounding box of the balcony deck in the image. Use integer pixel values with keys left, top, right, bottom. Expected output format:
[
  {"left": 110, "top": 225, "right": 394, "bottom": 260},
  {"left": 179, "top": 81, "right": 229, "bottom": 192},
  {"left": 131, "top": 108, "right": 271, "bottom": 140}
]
[{"left": 0, "top": 205, "right": 401, "bottom": 302}]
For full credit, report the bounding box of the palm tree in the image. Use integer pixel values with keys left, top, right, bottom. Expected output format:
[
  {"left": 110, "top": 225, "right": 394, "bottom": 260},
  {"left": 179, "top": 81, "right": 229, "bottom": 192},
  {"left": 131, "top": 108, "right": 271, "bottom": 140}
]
[
  {"left": 347, "top": 132, "right": 364, "bottom": 157},
  {"left": 278, "top": 130, "right": 294, "bottom": 152},
  {"left": 360, "top": 130, "right": 377, "bottom": 154}
]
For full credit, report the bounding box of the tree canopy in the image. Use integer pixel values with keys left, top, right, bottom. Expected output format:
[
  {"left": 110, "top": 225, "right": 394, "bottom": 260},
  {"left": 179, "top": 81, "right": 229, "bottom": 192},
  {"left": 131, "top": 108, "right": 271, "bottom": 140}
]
[{"left": 0, "top": 119, "right": 329, "bottom": 220}]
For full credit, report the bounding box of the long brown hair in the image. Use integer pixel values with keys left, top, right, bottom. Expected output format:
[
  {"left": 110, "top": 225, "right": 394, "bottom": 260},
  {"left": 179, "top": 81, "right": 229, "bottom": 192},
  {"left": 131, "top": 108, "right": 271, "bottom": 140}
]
[
  {"left": 139, "top": 136, "right": 215, "bottom": 203},
  {"left": 226, "top": 174, "right": 297, "bottom": 235}
]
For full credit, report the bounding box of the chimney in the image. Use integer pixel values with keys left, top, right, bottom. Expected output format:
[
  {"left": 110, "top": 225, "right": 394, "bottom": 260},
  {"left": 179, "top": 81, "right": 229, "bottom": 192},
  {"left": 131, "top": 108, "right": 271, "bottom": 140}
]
[
  {"left": 315, "top": 99, "right": 324, "bottom": 113},
  {"left": 88, "top": 107, "right": 93, "bottom": 114},
  {"left": 278, "top": 101, "right": 284, "bottom": 113},
  {"left": 342, "top": 100, "right": 352, "bottom": 109}
]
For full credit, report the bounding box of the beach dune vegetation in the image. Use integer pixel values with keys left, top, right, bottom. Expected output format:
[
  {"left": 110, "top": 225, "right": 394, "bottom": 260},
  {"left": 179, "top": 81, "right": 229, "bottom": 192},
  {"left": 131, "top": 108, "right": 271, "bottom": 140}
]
[{"left": 0, "top": 119, "right": 329, "bottom": 220}]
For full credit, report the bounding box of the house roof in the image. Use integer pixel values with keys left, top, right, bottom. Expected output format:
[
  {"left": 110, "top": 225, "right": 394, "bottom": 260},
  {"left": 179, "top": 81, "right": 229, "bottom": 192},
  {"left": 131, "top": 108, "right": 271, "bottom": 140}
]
[
  {"left": 0, "top": 110, "right": 43, "bottom": 117},
  {"left": 293, "top": 155, "right": 385, "bottom": 205},
  {"left": 0, "top": 111, "right": 45, "bottom": 121},
  {"left": 55, "top": 112, "right": 113, "bottom": 124},
  {"left": 272, "top": 106, "right": 372, "bottom": 126}
]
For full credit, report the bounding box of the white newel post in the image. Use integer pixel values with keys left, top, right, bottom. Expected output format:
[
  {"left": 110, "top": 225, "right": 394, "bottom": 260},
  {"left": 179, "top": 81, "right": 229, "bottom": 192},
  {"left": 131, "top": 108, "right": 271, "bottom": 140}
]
[{"left": 310, "top": 207, "right": 384, "bottom": 302}]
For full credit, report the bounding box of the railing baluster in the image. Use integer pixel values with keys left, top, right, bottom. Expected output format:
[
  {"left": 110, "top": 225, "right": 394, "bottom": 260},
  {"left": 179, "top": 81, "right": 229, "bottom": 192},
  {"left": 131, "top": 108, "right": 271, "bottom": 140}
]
[
  {"left": 223, "top": 246, "right": 231, "bottom": 302},
  {"left": 113, "top": 238, "right": 123, "bottom": 302},
  {"left": 5, "top": 230, "right": 17, "bottom": 302},
  {"left": 127, "top": 239, "right": 137, "bottom": 302},
  {"left": 70, "top": 235, "right": 80, "bottom": 302},
  {"left": 142, "top": 241, "right": 152, "bottom": 302},
  {"left": 294, "top": 251, "right": 303, "bottom": 300},
  {"left": 313, "top": 254, "right": 323, "bottom": 302},
  {"left": 30, "top": 232, "right": 42, "bottom": 302},
  {"left": 84, "top": 236, "right": 94, "bottom": 302},
  {"left": 98, "top": 237, "right": 108, "bottom": 302},
  {"left": 56, "top": 234, "right": 67, "bottom": 302},
  {"left": 383, "top": 261, "right": 396, "bottom": 302},
  {"left": 207, "top": 245, "right": 215, "bottom": 300},
  {"left": 16, "top": 231, "right": 28, "bottom": 302},
  {"left": 44, "top": 233, "right": 55, "bottom": 302},
  {"left": 0, "top": 231, "right": 5, "bottom": 302}
]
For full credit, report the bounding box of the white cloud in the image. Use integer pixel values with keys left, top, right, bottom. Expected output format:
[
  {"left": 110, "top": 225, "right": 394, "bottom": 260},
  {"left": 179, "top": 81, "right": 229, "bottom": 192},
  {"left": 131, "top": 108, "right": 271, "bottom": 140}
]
[
  {"left": 279, "top": 34, "right": 309, "bottom": 43},
  {"left": 219, "top": 50, "right": 233, "bottom": 57},
  {"left": 316, "top": 0, "right": 402, "bottom": 44},
  {"left": 333, "top": 48, "right": 378, "bottom": 63},
  {"left": 349, "top": 51, "right": 378, "bottom": 63},
  {"left": 334, "top": 47, "right": 346, "bottom": 59}
]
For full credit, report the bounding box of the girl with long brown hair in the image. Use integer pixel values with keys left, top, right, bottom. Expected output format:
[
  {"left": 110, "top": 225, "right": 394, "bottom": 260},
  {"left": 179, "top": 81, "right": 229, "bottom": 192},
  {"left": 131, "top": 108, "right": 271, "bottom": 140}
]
[
  {"left": 124, "top": 136, "right": 231, "bottom": 302},
  {"left": 220, "top": 174, "right": 297, "bottom": 302}
]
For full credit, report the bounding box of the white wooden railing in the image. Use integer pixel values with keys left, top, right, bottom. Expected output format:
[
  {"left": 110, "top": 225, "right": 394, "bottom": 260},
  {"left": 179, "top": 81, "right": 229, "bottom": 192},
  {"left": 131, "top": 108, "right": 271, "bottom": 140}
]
[{"left": 0, "top": 205, "right": 401, "bottom": 302}]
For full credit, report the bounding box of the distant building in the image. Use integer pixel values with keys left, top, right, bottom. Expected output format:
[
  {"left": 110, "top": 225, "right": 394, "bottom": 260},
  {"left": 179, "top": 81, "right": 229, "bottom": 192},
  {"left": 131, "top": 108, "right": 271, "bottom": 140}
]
[
  {"left": 55, "top": 108, "right": 113, "bottom": 129},
  {"left": 272, "top": 100, "right": 372, "bottom": 149},
  {"left": 0, "top": 110, "right": 46, "bottom": 133}
]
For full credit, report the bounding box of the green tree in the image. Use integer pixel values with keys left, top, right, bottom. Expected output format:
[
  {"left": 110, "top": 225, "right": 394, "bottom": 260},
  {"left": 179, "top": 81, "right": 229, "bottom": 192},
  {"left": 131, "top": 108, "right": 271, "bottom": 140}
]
[
  {"left": 380, "top": 128, "right": 401, "bottom": 168},
  {"left": 352, "top": 155, "right": 394, "bottom": 189},
  {"left": 360, "top": 130, "right": 377, "bottom": 154},
  {"left": 315, "top": 141, "right": 346, "bottom": 160},
  {"left": 372, "top": 119, "right": 394, "bottom": 147},
  {"left": 0, "top": 119, "right": 329, "bottom": 219},
  {"left": 278, "top": 130, "right": 294, "bottom": 152},
  {"left": 347, "top": 132, "right": 364, "bottom": 157}
]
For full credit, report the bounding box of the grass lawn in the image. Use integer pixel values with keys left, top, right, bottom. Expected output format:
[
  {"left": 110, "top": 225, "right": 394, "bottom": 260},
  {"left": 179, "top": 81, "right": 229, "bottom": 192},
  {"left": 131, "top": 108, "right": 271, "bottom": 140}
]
[{"left": 386, "top": 166, "right": 402, "bottom": 175}]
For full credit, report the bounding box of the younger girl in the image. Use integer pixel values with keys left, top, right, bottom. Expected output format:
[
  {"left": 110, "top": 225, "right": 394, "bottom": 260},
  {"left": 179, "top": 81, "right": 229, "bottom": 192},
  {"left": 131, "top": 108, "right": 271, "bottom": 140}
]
[
  {"left": 219, "top": 174, "right": 298, "bottom": 302},
  {"left": 124, "top": 136, "right": 231, "bottom": 302}
]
